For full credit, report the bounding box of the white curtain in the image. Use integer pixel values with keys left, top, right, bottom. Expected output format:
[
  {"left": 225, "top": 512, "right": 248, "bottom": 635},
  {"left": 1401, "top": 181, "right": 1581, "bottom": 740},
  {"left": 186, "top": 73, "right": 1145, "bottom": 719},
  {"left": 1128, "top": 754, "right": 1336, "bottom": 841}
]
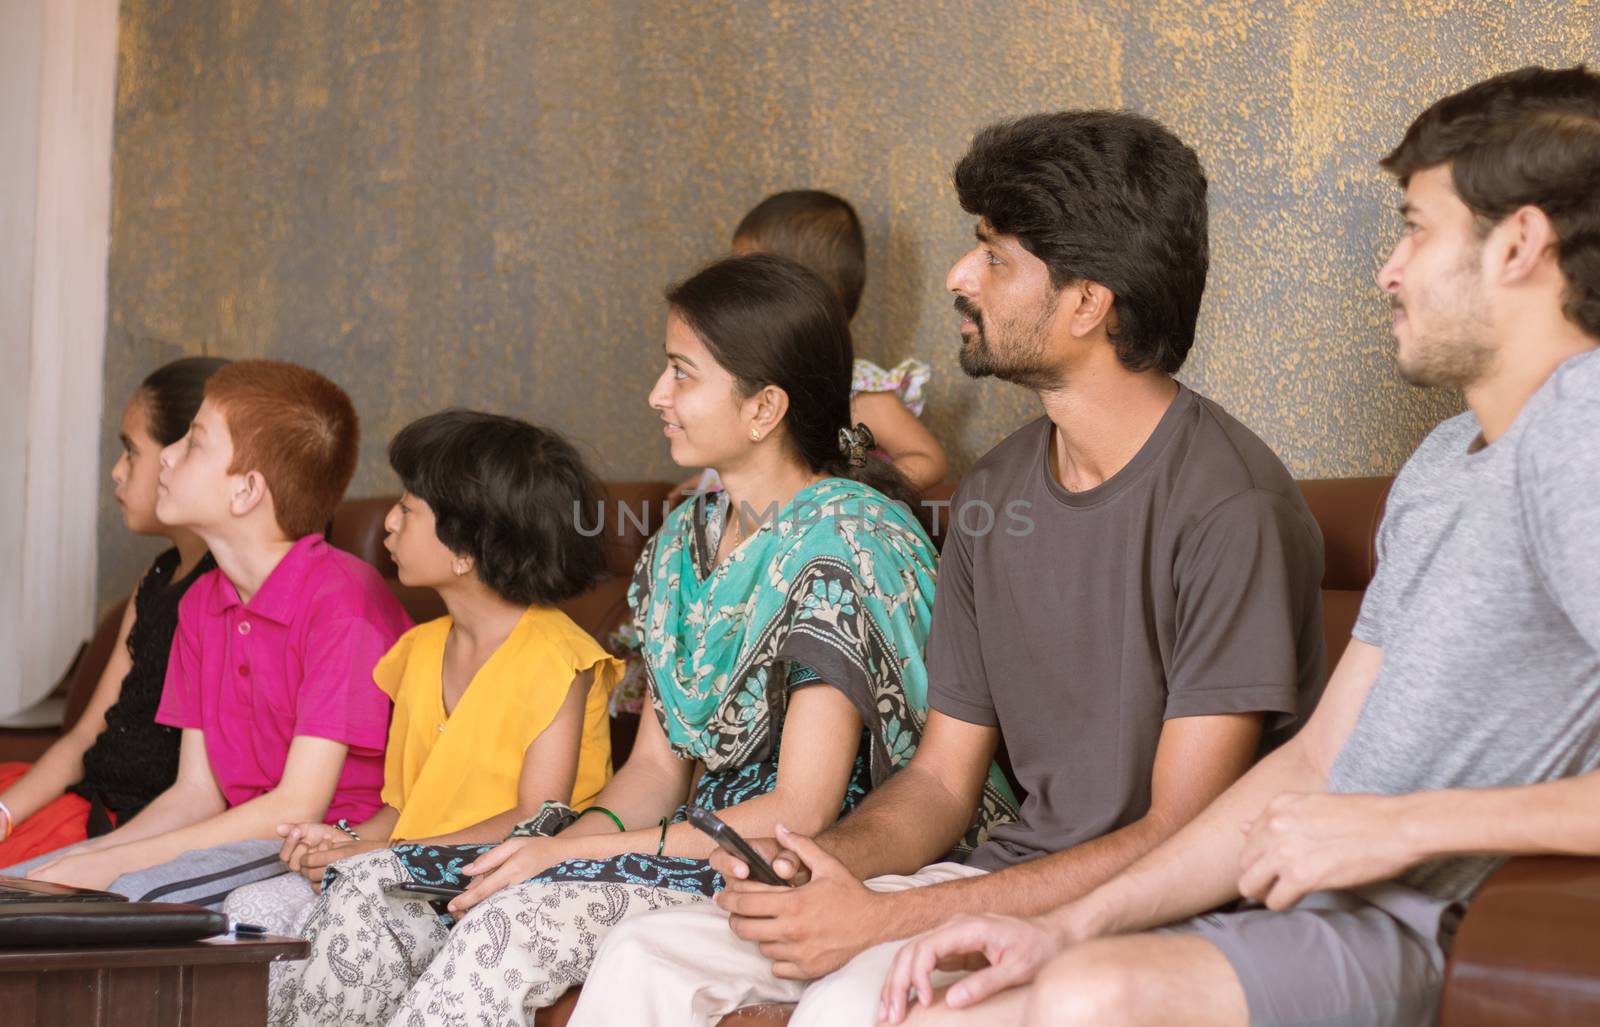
[{"left": 0, "top": 0, "right": 119, "bottom": 715}]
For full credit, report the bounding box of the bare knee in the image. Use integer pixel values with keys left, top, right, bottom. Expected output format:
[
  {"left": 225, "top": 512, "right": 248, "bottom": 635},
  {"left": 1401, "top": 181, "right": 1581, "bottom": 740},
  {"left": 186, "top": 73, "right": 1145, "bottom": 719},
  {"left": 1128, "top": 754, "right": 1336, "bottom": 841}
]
[{"left": 1024, "top": 944, "right": 1141, "bottom": 1027}]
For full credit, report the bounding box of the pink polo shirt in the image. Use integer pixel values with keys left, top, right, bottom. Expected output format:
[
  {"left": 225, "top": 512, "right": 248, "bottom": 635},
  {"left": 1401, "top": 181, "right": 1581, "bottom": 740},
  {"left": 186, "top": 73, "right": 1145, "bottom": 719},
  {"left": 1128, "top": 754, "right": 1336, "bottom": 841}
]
[{"left": 158, "top": 535, "right": 411, "bottom": 824}]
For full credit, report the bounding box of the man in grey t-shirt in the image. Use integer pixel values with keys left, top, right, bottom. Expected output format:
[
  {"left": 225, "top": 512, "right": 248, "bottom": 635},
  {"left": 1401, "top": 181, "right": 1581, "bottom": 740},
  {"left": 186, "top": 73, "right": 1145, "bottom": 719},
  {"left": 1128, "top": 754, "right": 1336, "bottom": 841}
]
[
  {"left": 874, "top": 65, "right": 1600, "bottom": 1027},
  {"left": 570, "top": 113, "right": 1324, "bottom": 1026}
]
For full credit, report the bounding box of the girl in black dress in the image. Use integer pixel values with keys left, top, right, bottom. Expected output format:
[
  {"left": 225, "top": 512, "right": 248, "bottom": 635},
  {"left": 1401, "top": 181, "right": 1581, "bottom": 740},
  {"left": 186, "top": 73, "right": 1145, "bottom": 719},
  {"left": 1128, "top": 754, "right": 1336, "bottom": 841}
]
[{"left": 0, "top": 356, "right": 228, "bottom": 865}]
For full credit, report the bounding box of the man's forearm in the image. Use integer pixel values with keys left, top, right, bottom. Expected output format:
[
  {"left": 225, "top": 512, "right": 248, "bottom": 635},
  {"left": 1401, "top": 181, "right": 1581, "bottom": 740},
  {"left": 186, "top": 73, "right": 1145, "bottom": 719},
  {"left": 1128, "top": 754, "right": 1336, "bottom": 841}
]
[
  {"left": 855, "top": 809, "right": 1195, "bottom": 949},
  {"left": 817, "top": 764, "right": 974, "bottom": 879},
  {"left": 1059, "top": 739, "right": 1326, "bottom": 939},
  {"left": 1407, "top": 771, "right": 1600, "bottom": 860}
]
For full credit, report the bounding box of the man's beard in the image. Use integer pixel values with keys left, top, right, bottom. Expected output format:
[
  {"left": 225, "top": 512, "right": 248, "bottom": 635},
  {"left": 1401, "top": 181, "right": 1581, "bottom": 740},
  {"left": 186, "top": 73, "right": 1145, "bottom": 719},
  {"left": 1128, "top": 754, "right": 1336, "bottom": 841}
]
[
  {"left": 955, "top": 293, "right": 1063, "bottom": 390},
  {"left": 1395, "top": 255, "right": 1494, "bottom": 390}
]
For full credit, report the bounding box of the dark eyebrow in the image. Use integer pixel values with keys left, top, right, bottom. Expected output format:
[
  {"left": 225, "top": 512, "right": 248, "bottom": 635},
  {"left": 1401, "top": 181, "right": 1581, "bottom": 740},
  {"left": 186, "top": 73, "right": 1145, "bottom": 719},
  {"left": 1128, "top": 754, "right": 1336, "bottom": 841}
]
[
  {"left": 1397, "top": 202, "right": 1417, "bottom": 218},
  {"left": 118, "top": 433, "right": 133, "bottom": 448},
  {"left": 665, "top": 349, "right": 698, "bottom": 369},
  {"left": 975, "top": 223, "right": 996, "bottom": 244}
]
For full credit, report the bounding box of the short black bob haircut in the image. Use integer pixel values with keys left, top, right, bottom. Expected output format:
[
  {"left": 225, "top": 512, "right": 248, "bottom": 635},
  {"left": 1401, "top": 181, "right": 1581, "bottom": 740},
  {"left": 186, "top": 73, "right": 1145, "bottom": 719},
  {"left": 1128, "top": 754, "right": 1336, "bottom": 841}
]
[
  {"left": 953, "top": 109, "right": 1209, "bottom": 376},
  {"left": 388, "top": 410, "right": 607, "bottom": 606}
]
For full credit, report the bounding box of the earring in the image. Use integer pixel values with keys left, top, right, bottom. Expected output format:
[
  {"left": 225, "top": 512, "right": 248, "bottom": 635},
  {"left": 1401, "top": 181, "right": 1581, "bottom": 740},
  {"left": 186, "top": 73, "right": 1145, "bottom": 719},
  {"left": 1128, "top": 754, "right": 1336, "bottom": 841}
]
[
  {"left": 454, "top": 560, "right": 468, "bottom": 576},
  {"left": 749, "top": 428, "right": 761, "bottom": 442}
]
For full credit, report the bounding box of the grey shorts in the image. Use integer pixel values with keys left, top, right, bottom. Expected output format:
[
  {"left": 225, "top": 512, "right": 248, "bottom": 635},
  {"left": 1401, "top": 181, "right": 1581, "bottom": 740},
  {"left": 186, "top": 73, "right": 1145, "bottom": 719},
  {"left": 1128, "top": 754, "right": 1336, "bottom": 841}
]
[
  {"left": 1170, "top": 883, "right": 1462, "bottom": 1027},
  {"left": 6, "top": 838, "right": 287, "bottom": 910}
]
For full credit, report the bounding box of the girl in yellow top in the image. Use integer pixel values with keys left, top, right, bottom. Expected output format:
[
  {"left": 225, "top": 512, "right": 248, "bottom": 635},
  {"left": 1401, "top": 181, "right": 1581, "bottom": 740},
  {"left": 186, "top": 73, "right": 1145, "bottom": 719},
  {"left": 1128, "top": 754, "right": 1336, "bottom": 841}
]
[{"left": 223, "top": 411, "right": 621, "bottom": 938}]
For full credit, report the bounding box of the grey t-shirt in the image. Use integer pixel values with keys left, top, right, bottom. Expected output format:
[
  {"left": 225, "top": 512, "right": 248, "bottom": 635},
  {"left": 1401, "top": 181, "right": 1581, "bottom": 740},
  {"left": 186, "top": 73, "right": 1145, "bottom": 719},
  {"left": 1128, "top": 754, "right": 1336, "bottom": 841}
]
[
  {"left": 1334, "top": 349, "right": 1600, "bottom": 902},
  {"left": 928, "top": 384, "right": 1327, "bottom": 870}
]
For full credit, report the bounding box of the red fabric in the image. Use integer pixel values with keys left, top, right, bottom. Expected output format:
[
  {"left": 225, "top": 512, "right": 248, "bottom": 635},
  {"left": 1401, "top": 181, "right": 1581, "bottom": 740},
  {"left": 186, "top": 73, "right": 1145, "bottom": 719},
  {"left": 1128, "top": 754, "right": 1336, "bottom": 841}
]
[{"left": 0, "top": 762, "right": 95, "bottom": 866}]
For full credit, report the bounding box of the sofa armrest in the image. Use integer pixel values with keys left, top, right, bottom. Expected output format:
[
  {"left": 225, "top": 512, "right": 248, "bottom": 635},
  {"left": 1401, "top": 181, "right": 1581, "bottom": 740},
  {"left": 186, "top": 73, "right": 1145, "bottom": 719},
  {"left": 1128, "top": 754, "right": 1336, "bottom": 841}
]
[{"left": 1441, "top": 856, "right": 1600, "bottom": 1026}]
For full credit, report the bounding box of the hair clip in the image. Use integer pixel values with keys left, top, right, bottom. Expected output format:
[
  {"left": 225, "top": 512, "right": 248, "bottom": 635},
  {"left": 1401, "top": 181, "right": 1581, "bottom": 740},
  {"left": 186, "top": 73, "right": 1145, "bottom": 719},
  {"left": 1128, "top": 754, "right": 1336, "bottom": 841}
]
[{"left": 837, "top": 423, "right": 876, "bottom": 468}]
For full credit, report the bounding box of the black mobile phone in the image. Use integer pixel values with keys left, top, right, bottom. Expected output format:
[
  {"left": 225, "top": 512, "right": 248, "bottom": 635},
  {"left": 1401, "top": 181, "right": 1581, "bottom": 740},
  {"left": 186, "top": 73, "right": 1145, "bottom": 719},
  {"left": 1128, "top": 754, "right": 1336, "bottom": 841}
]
[
  {"left": 687, "top": 807, "right": 793, "bottom": 887},
  {"left": 382, "top": 881, "right": 466, "bottom": 905}
]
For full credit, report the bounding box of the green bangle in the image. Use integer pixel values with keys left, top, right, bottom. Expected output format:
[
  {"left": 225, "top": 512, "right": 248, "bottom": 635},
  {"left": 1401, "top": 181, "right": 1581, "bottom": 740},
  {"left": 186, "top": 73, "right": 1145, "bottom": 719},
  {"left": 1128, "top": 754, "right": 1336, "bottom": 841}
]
[
  {"left": 576, "top": 806, "right": 625, "bottom": 833},
  {"left": 657, "top": 816, "right": 670, "bottom": 856}
]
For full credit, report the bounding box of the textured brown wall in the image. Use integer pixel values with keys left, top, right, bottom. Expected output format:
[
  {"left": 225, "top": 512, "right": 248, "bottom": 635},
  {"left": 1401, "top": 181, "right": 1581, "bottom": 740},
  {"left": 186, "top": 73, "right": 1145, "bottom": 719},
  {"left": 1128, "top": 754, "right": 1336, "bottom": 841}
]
[{"left": 97, "top": 0, "right": 1600, "bottom": 607}]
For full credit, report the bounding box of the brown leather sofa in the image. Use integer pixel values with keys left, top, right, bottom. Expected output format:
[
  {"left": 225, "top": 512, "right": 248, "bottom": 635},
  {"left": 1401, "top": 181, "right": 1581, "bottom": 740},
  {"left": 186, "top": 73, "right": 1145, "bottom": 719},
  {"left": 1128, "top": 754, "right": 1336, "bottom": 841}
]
[{"left": 3, "top": 478, "right": 1595, "bottom": 1025}]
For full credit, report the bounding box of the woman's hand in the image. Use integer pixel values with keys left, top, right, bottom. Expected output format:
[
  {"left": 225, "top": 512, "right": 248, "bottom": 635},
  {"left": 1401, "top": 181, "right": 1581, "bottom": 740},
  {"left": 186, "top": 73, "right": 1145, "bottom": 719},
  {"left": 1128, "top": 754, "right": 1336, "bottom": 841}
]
[
  {"left": 447, "top": 837, "right": 565, "bottom": 916},
  {"left": 276, "top": 821, "right": 346, "bottom": 873},
  {"left": 296, "top": 838, "right": 387, "bottom": 883}
]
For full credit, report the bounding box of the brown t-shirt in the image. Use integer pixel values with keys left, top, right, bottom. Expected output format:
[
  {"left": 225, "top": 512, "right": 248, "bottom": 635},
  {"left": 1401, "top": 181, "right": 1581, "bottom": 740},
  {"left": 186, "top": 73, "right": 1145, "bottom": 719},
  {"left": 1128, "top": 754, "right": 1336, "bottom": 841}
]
[{"left": 928, "top": 384, "right": 1326, "bottom": 870}]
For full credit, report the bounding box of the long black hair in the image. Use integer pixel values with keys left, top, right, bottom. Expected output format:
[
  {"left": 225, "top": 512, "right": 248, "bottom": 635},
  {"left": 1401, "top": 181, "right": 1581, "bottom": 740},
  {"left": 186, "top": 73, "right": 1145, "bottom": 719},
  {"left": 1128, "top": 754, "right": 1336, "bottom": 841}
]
[
  {"left": 665, "top": 253, "right": 917, "bottom": 508},
  {"left": 139, "top": 356, "right": 231, "bottom": 445}
]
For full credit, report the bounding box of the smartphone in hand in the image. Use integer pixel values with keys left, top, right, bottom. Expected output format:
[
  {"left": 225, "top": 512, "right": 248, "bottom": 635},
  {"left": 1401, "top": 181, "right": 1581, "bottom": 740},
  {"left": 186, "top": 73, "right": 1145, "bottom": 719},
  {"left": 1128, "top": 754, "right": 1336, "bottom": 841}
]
[
  {"left": 382, "top": 880, "right": 466, "bottom": 913},
  {"left": 687, "top": 807, "right": 794, "bottom": 887}
]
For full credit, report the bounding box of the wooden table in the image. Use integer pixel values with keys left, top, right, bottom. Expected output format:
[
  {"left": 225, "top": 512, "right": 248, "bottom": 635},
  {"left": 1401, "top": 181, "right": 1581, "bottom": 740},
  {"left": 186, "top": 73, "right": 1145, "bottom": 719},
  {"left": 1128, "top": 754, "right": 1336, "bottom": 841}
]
[{"left": 0, "top": 934, "right": 307, "bottom": 1026}]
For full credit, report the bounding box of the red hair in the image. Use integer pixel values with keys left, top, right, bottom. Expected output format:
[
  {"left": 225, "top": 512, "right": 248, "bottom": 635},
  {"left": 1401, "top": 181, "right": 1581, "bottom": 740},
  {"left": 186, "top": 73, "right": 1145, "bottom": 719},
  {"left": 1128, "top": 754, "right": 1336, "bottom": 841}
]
[{"left": 205, "top": 360, "right": 359, "bottom": 539}]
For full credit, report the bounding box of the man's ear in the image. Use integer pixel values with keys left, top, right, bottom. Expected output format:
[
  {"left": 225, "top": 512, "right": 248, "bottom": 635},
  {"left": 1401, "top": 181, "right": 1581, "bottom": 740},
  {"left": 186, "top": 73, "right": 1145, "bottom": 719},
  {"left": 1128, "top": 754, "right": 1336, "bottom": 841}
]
[
  {"left": 1490, "top": 205, "right": 1558, "bottom": 286},
  {"left": 230, "top": 469, "right": 270, "bottom": 518},
  {"left": 1066, "top": 280, "right": 1117, "bottom": 339}
]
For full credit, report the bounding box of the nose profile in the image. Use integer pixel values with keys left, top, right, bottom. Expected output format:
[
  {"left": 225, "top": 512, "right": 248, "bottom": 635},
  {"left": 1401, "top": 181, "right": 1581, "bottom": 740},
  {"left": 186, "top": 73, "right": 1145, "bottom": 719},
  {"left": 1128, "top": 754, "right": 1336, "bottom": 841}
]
[
  {"left": 1376, "top": 242, "right": 1404, "bottom": 294},
  {"left": 946, "top": 249, "right": 977, "bottom": 295},
  {"left": 648, "top": 367, "right": 672, "bottom": 410}
]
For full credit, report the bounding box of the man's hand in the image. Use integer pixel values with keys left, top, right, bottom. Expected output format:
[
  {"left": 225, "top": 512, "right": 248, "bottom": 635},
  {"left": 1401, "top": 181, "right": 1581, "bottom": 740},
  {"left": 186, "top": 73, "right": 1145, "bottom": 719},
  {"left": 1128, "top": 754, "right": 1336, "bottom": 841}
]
[
  {"left": 876, "top": 913, "right": 1065, "bottom": 1024},
  {"left": 1238, "top": 791, "right": 1424, "bottom": 910},
  {"left": 447, "top": 837, "right": 563, "bottom": 916},
  {"left": 709, "top": 829, "right": 811, "bottom": 887},
  {"left": 714, "top": 824, "right": 879, "bottom": 979},
  {"left": 26, "top": 848, "right": 125, "bottom": 891}
]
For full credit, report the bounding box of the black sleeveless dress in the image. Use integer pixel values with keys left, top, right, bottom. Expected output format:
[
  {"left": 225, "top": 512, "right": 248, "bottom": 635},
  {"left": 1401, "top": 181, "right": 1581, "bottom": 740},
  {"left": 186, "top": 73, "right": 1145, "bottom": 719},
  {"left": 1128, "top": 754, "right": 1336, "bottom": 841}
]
[{"left": 69, "top": 548, "right": 215, "bottom": 835}]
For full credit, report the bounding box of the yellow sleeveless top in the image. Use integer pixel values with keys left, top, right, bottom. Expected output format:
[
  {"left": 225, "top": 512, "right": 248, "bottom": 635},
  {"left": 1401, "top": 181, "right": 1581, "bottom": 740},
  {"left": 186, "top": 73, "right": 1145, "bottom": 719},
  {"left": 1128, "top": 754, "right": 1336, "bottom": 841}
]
[{"left": 375, "top": 606, "right": 622, "bottom": 840}]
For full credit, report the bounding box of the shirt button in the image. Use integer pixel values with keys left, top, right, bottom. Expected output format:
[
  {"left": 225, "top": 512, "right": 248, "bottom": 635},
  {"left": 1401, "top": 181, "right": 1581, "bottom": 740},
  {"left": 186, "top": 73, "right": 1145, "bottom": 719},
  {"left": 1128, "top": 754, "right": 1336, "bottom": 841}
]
[
  {"left": 238, "top": 621, "right": 251, "bottom": 635},
  {"left": 238, "top": 665, "right": 250, "bottom": 678}
]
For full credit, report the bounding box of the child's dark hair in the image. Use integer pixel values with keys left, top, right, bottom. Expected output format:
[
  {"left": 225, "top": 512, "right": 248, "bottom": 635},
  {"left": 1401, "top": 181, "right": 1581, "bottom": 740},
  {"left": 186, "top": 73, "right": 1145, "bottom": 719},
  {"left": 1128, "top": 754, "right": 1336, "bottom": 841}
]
[
  {"left": 733, "top": 190, "right": 867, "bottom": 319},
  {"left": 138, "top": 356, "right": 231, "bottom": 446},
  {"left": 388, "top": 410, "right": 607, "bottom": 606},
  {"left": 665, "top": 253, "right": 917, "bottom": 509}
]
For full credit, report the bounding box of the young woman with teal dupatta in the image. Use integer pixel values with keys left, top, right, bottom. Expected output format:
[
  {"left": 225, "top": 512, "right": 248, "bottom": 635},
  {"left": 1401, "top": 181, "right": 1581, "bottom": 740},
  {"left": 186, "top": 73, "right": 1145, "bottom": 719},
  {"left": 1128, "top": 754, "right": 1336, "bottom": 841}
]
[{"left": 269, "top": 254, "right": 1017, "bottom": 1027}]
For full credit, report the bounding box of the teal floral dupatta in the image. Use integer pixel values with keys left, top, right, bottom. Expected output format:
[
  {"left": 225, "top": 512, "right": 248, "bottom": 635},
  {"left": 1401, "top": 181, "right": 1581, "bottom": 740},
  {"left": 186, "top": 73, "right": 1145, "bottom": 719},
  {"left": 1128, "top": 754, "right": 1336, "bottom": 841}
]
[{"left": 628, "top": 477, "right": 1016, "bottom": 849}]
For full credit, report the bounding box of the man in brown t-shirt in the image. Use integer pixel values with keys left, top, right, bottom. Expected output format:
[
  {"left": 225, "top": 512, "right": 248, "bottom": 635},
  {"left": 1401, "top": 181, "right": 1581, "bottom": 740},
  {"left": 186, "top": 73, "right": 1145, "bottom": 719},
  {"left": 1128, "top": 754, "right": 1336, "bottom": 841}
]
[{"left": 568, "top": 111, "right": 1325, "bottom": 1027}]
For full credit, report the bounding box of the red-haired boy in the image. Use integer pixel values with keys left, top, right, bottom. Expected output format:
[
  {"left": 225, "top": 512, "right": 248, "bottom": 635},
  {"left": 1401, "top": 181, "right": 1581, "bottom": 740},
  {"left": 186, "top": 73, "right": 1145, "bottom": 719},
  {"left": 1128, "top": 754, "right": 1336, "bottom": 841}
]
[{"left": 20, "top": 360, "right": 410, "bottom": 905}]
